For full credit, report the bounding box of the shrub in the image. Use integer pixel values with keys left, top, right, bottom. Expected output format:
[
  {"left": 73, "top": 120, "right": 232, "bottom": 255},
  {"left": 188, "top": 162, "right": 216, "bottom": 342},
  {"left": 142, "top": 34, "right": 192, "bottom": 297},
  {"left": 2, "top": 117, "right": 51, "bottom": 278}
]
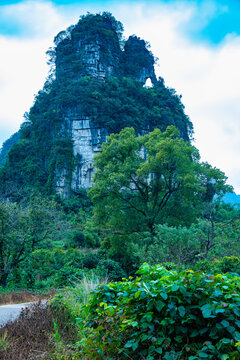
[
  {"left": 82, "top": 253, "right": 100, "bottom": 269},
  {"left": 219, "top": 257, "right": 240, "bottom": 274},
  {"left": 139, "top": 224, "right": 200, "bottom": 266},
  {"left": 78, "top": 264, "right": 240, "bottom": 359},
  {"left": 84, "top": 232, "right": 100, "bottom": 248},
  {"left": 97, "top": 259, "right": 126, "bottom": 280},
  {"left": 50, "top": 293, "right": 79, "bottom": 343},
  {"left": 65, "top": 229, "right": 86, "bottom": 248}
]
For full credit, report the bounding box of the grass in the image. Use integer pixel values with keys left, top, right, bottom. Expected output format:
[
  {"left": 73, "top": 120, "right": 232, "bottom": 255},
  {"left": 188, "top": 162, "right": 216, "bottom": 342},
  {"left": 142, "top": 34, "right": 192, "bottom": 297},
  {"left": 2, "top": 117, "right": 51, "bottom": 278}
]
[
  {"left": 68, "top": 272, "right": 105, "bottom": 304},
  {"left": 0, "top": 301, "right": 54, "bottom": 359}
]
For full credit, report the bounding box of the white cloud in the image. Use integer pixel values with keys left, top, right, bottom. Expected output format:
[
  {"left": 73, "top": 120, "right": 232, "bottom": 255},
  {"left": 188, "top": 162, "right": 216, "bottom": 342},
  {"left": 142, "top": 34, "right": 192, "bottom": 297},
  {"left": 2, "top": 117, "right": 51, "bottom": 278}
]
[
  {"left": 0, "top": 35, "right": 49, "bottom": 136},
  {"left": 0, "top": 0, "right": 74, "bottom": 143},
  {"left": 0, "top": 0, "right": 239, "bottom": 193},
  {"left": 1, "top": 0, "right": 66, "bottom": 37}
]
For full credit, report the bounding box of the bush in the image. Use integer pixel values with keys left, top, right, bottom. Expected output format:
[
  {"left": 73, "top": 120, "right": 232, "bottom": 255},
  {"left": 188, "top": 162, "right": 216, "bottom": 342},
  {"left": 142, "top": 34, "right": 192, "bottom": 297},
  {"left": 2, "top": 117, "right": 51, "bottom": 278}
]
[
  {"left": 66, "top": 229, "right": 86, "bottom": 248},
  {"left": 84, "top": 232, "right": 100, "bottom": 248},
  {"left": 78, "top": 264, "right": 240, "bottom": 359},
  {"left": 139, "top": 224, "right": 200, "bottom": 266},
  {"left": 219, "top": 256, "right": 240, "bottom": 274},
  {"left": 65, "top": 229, "right": 100, "bottom": 249}
]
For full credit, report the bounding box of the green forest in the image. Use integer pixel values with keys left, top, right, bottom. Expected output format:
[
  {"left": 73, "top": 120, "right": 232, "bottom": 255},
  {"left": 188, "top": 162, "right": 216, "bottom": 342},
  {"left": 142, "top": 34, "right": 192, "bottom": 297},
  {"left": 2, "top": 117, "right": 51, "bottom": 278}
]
[{"left": 0, "top": 12, "right": 240, "bottom": 360}]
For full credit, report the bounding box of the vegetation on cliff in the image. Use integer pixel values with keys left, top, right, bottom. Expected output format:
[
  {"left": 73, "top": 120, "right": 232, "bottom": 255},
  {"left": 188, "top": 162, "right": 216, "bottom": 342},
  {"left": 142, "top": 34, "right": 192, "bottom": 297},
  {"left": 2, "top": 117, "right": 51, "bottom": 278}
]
[{"left": 0, "top": 12, "right": 192, "bottom": 200}]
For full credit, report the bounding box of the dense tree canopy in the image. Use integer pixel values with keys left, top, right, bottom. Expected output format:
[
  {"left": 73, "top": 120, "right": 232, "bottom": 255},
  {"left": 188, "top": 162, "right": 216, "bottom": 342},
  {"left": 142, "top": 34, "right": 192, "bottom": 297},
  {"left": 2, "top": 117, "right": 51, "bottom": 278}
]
[{"left": 89, "top": 127, "right": 231, "bottom": 267}]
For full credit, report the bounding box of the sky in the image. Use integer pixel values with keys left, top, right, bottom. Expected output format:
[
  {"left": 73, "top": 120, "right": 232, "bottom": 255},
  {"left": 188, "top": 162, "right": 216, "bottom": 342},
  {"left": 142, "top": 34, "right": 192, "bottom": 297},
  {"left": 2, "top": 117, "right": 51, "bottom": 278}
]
[{"left": 0, "top": 0, "right": 239, "bottom": 193}]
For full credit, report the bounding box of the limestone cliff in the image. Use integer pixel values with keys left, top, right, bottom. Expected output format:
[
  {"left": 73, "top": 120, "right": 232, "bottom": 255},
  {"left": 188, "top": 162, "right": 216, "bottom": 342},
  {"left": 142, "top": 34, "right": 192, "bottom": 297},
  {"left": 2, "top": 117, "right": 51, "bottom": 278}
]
[{"left": 0, "top": 13, "right": 193, "bottom": 201}]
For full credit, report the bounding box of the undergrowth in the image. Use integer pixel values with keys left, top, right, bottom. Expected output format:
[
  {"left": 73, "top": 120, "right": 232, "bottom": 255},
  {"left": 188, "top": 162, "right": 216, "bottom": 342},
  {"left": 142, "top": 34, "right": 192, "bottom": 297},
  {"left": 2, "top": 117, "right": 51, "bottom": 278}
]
[{"left": 77, "top": 264, "right": 240, "bottom": 359}]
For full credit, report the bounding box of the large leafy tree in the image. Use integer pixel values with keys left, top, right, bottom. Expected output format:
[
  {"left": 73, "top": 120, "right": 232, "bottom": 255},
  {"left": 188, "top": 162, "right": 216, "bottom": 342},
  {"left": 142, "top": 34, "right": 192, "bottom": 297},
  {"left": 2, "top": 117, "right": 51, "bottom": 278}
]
[{"left": 89, "top": 127, "right": 230, "bottom": 267}]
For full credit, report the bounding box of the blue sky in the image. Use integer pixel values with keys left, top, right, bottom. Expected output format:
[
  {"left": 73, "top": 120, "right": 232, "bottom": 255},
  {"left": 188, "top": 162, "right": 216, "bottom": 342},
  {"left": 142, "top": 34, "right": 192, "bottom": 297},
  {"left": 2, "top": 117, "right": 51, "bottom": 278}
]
[{"left": 0, "top": 0, "right": 239, "bottom": 192}]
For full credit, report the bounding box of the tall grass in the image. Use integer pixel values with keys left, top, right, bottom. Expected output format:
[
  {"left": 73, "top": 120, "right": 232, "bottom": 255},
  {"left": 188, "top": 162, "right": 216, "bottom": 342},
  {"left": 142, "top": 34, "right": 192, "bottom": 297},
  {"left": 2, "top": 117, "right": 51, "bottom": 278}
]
[{"left": 72, "top": 272, "right": 105, "bottom": 304}]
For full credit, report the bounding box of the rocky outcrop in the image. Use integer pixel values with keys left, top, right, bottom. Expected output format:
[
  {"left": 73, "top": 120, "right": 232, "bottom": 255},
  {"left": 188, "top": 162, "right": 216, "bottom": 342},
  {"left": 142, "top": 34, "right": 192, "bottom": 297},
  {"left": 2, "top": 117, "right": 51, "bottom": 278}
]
[
  {"left": 55, "top": 16, "right": 156, "bottom": 84},
  {"left": 123, "top": 36, "right": 157, "bottom": 84},
  {"left": 69, "top": 115, "right": 107, "bottom": 190}
]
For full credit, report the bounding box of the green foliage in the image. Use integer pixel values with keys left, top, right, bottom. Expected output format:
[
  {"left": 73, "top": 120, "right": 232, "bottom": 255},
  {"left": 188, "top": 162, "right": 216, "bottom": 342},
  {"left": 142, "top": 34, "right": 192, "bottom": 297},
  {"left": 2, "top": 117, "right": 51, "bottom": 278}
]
[
  {"left": 97, "top": 259, "right": 126, "bottom": 281},
  {"left": 123, "top": 35, "right": 155, "bottom": 79},
  {"left": 50, "top": 273, "right": 104, "bottom": 346},
  {"left": 0, "top": 198, "right": 66, "bottom": 286},
  {"left": 54, "top": 76, "right": 192, "bottom": 139},
  {"left": 0, "top": 331, "right": 9, "bottom": 351},
  {"left": 193, "top": 202, "right": 240, "bottom": 259},
  {"left": 0, "top": 76, "right": 192, "bottom": 200},
  {"left": 50, "top": 293, "right": 79, "bottom": 343},
  {"left": 195, "top": 256, "right": 240, "bottom": 275},
  {"left": 90, "top": 126, "right": 199, "bottom": 230},
  {"left": 138, "top": 224, "right": 201, "bottom": 266},
  {"left": 53, "top": 267, "right": 84, "bottom": 287},
  {"left": 53, "top": 12, "right": 123, "bottom": 78},
  {"left": 82, "top": 253, "right": 100, "bottom": 270},
  {"left": 65, "top": 229, "right": 86, "bottom": 248},
  {"left": 78, "top": 264, "right": 240, "bottom": 359},
  {"left": 0, "top": 13, "right": 237, "bottom": 301},
  {"left": 0, "top": 132, "right": 19, "bottom": 168}
]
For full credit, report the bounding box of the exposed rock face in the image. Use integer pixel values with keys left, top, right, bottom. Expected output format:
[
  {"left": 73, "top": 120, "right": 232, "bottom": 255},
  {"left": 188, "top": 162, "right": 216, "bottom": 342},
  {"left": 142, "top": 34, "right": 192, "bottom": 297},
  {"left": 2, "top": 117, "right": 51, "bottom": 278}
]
[
  {"left": 55, "top": 108, "right": 108, "bottom": 197},
  {"left": 72, "top": 36, "right": 121, "bottom": 79},
  {"left": 71, "top": 117, "right": 104, "bottom": 190},
  {"left": 75, "top": 41, "right": 113, "bottom": 79},
  {"left": 69, "top": 115, "right": 107, "bottom": 190}
]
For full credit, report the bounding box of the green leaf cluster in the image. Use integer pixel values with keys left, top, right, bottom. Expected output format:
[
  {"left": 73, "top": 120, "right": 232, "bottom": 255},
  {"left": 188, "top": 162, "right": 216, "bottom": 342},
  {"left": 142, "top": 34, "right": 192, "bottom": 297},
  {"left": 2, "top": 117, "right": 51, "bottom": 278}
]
[{"left": 78, "top": 264, "right": 240, "bottom": 359}]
